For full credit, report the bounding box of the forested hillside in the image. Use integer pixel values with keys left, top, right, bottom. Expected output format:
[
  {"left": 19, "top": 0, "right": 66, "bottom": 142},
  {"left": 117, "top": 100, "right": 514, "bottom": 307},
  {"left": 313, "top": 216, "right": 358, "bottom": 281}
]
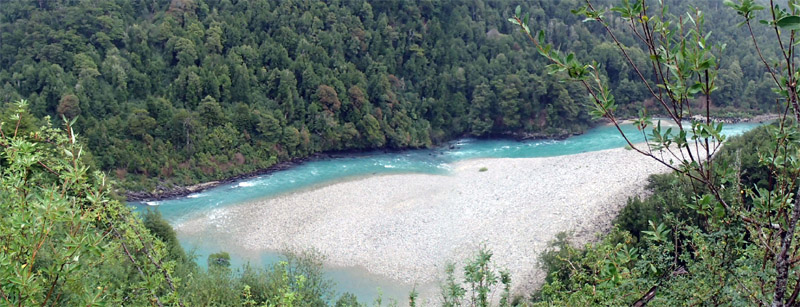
[{"left": 0, "top": 0, "right": 777, "bottom": 191}]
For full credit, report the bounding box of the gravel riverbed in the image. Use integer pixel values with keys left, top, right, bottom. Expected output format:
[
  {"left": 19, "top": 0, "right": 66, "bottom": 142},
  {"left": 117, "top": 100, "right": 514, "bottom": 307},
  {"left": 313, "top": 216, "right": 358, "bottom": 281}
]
[{"left": 175, "top": 147, "right": 672, "bottom": 300}]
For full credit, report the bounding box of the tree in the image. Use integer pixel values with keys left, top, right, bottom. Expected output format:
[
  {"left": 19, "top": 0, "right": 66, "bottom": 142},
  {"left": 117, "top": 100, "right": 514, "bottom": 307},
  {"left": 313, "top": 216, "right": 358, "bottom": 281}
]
[
  {"left": 174, "top": 37, "right": 199, "bottom": 66},
  {"left": 713, "top": 60, "right": 745, "bottom": 108},
  {"left": 128, "top": 108, "right": 157, "bottom": 141},
  {"left": 347, "top": 85, "right": 368, "bottom": 110},
  {"left": 497, "top": 75, "right": 522, "bottom": 130},
  {"left": 282, "top": 126, "right": 302, "bottom": 153},
  {"left": 1, "top": 0, "right": 777, "bottom": 194},
  {"left": 0, "top": 99, "right": 343, "bottom": 305},
  {"left": 0, "top": 100, "right": 182, "bottom": 306},
  {"left": 208, "top": 252, "right": 231, "bottom": 269},
  {"left": 316, "top": 84, "right": 341, "bottom": 112},
  {"left": 468, "top": 83, "right": 495, "bottom": 136},
  {"left": 440, "top": 247, "right": 512, "bottom": 307},
  {"left": 197, "top": 95, "right": 226, "bottom": 127},
  {"left": 360, "top": 113, "right": 385, "bottom": 147},
  {"left": 56, "top": 94, "right": 81, "bottom": 120},
  {"left": 257, "top": 112, "right": 283, "bottom": 144},
  {"left": 510, "top": 1, "right": 800, "bottom": 305}
]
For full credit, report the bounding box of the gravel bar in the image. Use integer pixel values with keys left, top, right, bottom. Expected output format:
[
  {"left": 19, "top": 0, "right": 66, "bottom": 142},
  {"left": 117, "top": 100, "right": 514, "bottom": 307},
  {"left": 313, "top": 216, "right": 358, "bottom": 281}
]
[{"left": 175, "top": 147, "right": 672, "bottom": 299}]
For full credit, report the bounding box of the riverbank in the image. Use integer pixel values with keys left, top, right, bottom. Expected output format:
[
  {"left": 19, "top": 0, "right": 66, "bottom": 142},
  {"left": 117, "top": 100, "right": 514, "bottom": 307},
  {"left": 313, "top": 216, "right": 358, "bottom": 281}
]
[
  {"left": 690, "top": 113, "right": 779, "bottom": 124},
  {"left": 124, "top": 136, "right": 583, "bottom": 202},
  {"left": 125, "top": 157, "right": 314, "bottom": 201},
  {"left": 125, "top": 114, "right": 774, "bottom": 203},
  {"left": 612, "top": 113, "right": 779, "bottom": 126},
  {"left": 174, "top": 146, "right": 673, "bottom": 301},
  {"left": 125, "top": 147, "right": 430, "bottom": 202}
]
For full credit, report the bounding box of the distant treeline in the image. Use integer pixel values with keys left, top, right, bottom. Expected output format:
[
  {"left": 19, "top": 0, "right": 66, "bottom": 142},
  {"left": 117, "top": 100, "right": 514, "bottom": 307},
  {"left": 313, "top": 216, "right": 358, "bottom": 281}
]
[{"left": 0, "top": 0, "right": 778, "bottom": 190}]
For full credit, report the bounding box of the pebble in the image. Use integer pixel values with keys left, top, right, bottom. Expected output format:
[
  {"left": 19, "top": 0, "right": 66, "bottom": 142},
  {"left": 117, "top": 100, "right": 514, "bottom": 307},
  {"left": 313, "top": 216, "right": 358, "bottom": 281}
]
[{"left": 175, "top": 147, "right": 674, "bottom": 300}]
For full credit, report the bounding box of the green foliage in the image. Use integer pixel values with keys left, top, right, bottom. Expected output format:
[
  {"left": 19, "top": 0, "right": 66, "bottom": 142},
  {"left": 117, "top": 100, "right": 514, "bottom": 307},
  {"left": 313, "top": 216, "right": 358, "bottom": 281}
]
[
  {"left": 615, "top": 174, "right": 696, "bottom": 241},
  {"left": 0, "top": 100, "right": 182, "bottom": 305},
  {"left": 143, "top": 209, "right": 189, "bottom": 263},
  {"left": 408, "top": 287, "right": 418, "bottom": 307},
  {"left": 3, "top": 0, "right": 798, "bottom": 305},
  {"left": 0, "top": 98, "right": 359, "bottom": 306},
  {"left": 440, "top": 247, "right": 512, "bottom": 307},
  {"left": 140, "top": 213, "right": 345, "bottom": 306},
  {"left": 208, "top": 252, "right": 231, "bottom": 270},
  {"left": 335, "top": 292, "right": 363, "bottom": 307},
  {"left": 511, "top": 0, "right": 800, "bottom": 305},
  {"left": 178, "top": 251, "right": 340, "bottom": 307},
  {"left": 0, "top": 0, "right": 773, "bottom": 193}
]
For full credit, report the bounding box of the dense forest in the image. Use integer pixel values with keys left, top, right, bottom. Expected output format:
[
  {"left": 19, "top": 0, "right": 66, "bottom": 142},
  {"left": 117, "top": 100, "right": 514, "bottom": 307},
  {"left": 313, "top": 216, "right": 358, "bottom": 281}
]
[
  {"left": 7, "top": 0, "right": 800, "bottom": 306},
  {"left": 0, "top": 100, "right": 782, "bottom": 306},
  {"left": 0, "top": 0, "right": 779, "bottom": 192}
]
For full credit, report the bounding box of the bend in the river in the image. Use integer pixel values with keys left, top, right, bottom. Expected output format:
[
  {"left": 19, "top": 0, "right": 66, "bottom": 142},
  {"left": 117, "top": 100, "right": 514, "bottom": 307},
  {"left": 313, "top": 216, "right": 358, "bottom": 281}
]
[{"left": 131, "top": 121, "right": 762, "bottom": 302}]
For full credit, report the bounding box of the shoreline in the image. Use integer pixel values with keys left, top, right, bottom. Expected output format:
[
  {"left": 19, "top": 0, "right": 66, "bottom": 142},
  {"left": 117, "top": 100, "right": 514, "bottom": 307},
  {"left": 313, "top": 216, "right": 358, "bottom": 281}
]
[
  {"left": 124, "top": 132, "right": 576, "bottom": 202},
  {"left": 127, "top": 113, "right": 775, "bottom": 203},
  {"left": 125, "top": 146, "right": 439, "bottom": 202},
  {"left": 610, "top": 113, "right": 779, "bottom": 126},
  {"left": 173, "top": 147, "right": 674, "bottom": 301}
]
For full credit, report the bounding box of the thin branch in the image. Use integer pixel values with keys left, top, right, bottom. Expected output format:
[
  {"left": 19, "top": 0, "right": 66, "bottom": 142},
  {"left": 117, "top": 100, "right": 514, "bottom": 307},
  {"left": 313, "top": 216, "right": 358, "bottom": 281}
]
[
  {"left": 113, "top": 213, "right": 183, "bottom": 307},
  {"left": 0, "top": 287, "right": 11, "bottom": 306},
  {"left": 109, "top": 226, "right": 164, "bottom": 307},
  {"left": 585, "top": 1, "right": 681, "bottom": 125},
  {"left": 746, "top": 20, "right": 784, "bottom": 91}
]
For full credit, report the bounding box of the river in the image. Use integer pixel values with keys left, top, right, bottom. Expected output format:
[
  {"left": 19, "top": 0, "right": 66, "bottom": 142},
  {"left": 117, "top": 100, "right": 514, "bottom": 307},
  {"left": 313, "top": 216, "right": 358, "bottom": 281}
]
[{"left": 131, "top": 121, "right": 762, "bottom": 303}]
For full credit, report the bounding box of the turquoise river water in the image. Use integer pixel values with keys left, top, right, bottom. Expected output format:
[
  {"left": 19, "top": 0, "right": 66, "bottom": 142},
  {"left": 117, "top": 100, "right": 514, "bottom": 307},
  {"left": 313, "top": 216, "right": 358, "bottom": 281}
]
[{"left": 131, "top": 121, "right": 762, "bottom": 302}]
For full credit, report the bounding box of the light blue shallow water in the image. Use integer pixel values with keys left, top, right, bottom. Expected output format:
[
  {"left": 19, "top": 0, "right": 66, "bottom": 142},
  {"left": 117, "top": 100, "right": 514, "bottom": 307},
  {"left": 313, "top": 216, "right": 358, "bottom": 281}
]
[{"left": 131, "top": 121, "right": 762, "bottom": 303}]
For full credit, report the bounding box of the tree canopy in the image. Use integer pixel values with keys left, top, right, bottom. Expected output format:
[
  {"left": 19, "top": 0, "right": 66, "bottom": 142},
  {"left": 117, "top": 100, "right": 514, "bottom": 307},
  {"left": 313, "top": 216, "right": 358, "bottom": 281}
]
[{"left": 0, "top": 0, "right": 777, "bottom": 192}]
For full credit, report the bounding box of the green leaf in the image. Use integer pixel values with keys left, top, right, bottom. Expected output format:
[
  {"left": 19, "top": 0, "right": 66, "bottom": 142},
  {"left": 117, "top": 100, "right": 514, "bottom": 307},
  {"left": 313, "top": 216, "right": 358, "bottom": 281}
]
[
  {"left": 703, "top": 59, "right": 713, "bottom": 70},
  {"left": 777, "top": 15, "right": 800, "bottom": 30},
  {"left": 515, "top": 5, "right": 521, "bottom": 17},
  {"left": 714, "top": 202, "right": 726, "bottom": 218},
  {"left": 688, "top": 82, "right": 704, "bottom": 95}
]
